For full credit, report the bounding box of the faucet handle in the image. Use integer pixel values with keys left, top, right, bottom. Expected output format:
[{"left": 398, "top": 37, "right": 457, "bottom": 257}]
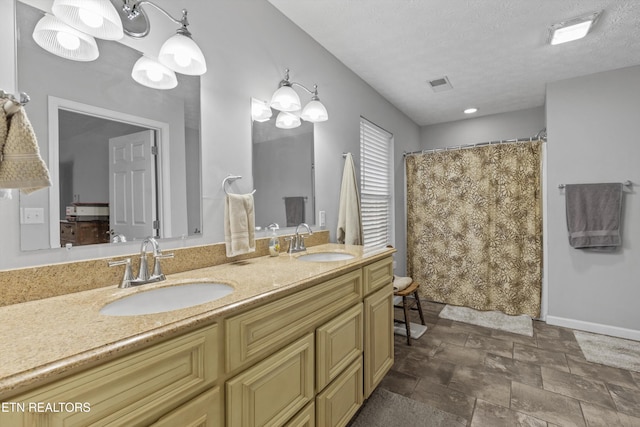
[
  {"left": 108, "top": 258, "right": 134, "bottom": 288},
  {"left": 152, "top": 252, "right": 174, "bottom": 278},
  {"left": 298, "top": 234, "right": 309, "bottom": 251}
]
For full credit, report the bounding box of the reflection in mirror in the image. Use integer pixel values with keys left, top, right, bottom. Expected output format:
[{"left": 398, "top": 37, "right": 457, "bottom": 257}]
[
  {"left": 16, "top": 1, "right": 202, "bottom": 251},
  {"left": 251, "top": 99, "right": 315, "bottom": 230}
]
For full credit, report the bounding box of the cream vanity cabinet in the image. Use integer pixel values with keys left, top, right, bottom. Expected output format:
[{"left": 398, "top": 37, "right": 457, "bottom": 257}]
[
  {"left": 2, "top": 254, "right": 393, "bottom": 427},
  {"left": 3, "top": 324, "right": 222, "bottom": 426},
  {"left": 224, "top": 255, "right": 393, "bottom": 427}
]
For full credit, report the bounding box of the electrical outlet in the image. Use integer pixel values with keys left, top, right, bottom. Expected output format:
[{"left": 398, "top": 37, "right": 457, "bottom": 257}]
[
  {"left": 319, "top": 210, "right": 326, "bottom": 227},
  {"left": 23, "top": 207, "right": 45, "bottom": 224}
]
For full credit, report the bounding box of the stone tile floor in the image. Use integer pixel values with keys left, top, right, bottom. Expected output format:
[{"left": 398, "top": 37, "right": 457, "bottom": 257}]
[{"left": 377, "top": 300, "right": 640, "bottom": 427}]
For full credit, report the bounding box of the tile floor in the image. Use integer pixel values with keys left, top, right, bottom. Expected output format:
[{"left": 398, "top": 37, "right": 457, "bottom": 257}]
[{"left": 377, "top": 300, "right": 640, "bottom": 427}]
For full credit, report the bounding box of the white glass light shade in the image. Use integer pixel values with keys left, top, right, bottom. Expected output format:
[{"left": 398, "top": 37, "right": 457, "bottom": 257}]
[
  {"left": 32, "top": 14, "right": 99, "bottom": 62},
  {"left": 158, "top": 34, "right": 207, "bottom": 76},
  {"left": 270, "top": 85, "right": 301, "bottom": 112},
  {"left": 275, "top": 111, "right": 301, "bottom": 129},
  {"left": 300, "top": 99, "right": 328, "bottom": 122},
  {"left": 131, "top": 56, "right": 178, "bottom": 90},
  {"left": 52, "top": 0, "right": 123, "bottom": 40},
  {"left": 251, "top": 98, "right": 273, "bottom": 122}
]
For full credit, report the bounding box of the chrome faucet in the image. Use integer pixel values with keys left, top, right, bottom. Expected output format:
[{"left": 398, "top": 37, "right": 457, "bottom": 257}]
[
  {"left": 108, "top": 237, "right": 174, "bottom": 288},
  {"left": 287, "top": 223, "right": 313, "bottom": 254}
]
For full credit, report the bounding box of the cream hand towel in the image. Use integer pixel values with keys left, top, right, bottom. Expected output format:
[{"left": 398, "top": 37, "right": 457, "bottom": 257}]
[
  {"left": 393, "top": 275, "right": 413, "bottom": 293},
  {"left": 0, "top": 106, "right": 51, "bottom": 194},
  {"left": 337, "top": 153, "right": 363, "bottom": 245},
  {"left": 224, "top": 193, "right": 256, "bottom": 257}
]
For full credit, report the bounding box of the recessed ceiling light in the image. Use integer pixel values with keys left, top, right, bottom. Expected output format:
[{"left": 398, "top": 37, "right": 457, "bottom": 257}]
[
  {"left": 549, "top": 11, "right": 601, "bottom": 45},
  {"left": 464, "top": 108, "right": 478, "bottom": 114}
]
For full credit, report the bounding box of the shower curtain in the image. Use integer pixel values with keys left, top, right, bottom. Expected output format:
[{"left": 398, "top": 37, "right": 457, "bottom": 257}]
[{"left": 405, "top": 141, "right": 542, "bottom": 318}]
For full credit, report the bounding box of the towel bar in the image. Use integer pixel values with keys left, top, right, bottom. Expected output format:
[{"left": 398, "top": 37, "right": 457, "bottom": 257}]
[
  {"left": 222, "top": 174, "right": 256, "bottom": 195},
  {"left": 558, "top": 180, "right": 632, "bottom": 189}
]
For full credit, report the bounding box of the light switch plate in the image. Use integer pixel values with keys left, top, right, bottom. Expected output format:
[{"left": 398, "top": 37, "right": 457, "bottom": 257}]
[
  {"left": 22, "top": 207, "right": 45, "bottom": 224},
  {"left": 318, "top": 210, "right": 326, "bottom": 227}
]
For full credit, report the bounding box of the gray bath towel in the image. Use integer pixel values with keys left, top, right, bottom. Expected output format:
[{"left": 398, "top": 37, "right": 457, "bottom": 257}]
[
  {"left": 284, "top": 196, "right": 305, "bottom": 227},
  {"left": 565, "top": 183, "right": 623, "bottom": 250}
]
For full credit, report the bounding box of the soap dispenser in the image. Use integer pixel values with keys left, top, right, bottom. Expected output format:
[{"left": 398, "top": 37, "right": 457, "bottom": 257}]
[{"left": 267, "top": 223, "right": 280, "bottom": 256}]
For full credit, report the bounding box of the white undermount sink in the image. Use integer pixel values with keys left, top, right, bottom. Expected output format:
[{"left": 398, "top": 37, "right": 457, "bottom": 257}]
[
  {"left": 100, "top": 283, "right": 234, "bottom": 316},
  {"left": 296, "top": 252, "right": 355, "bottom": 262}
]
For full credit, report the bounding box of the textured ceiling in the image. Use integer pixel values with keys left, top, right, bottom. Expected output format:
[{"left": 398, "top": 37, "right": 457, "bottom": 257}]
[{"left": 268, "top": 0, "right": 640, "bottom": 126}]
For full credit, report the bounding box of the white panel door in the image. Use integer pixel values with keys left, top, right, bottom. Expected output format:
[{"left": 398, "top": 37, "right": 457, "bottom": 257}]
[{"left": 109, "top": 130, "right": 156, "bottom": 240}]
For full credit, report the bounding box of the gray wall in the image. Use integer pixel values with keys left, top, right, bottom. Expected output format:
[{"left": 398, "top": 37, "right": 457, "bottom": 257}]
[
  {"left": 546, "top": 65, "right": 640, "bottom": 337},
  {"left": 420, "top": 106, "right": 546, "bottom": 149},
  {"left": 0, "top": 0, "right": 421, "bottom": 271}
]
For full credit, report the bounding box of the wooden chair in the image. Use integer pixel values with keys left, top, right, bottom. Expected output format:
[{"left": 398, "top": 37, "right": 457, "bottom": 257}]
[{"left": 394, "top": 281, "right": 426, "bottom": 345}]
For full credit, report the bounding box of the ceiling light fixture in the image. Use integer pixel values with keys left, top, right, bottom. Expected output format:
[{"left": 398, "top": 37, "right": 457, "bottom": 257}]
[
  {"left": 464, "top": 107, "right": 478, "bottom": 114},
  {"left": 32, "top": 0, "right": 207, "bottom": 90},
  {"left": 270, "top": 69, "right": 328, "bottom": 128},
  {"left": 548, "top": 11, "right": 601, "bottom": 45}
]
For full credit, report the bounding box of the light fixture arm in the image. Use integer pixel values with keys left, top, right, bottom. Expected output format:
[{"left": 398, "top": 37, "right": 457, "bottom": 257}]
[
  {"left": 123, "top": 1, "right": 192, "bottom": 37},
  {"left": 278, "top": 69, "right": 320, "bottom": 97}
]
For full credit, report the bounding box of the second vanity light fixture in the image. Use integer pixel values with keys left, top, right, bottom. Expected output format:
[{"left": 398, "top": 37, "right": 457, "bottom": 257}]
[
  {"left": 269, "top": 69, "right": 328, "bottom": 129},
  {"left": 32, "top": 0, "right": 207, "bottom": 90}
]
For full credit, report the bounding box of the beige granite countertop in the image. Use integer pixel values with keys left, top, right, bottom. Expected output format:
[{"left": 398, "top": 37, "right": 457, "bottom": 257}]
[{"left": 0, "top": 243, "right": 395, "bottom": 400}]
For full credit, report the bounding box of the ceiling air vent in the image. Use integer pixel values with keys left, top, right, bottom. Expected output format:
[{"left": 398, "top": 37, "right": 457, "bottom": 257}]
[{"left": 428, "top": 76, "right": 453, "bottom": 92}]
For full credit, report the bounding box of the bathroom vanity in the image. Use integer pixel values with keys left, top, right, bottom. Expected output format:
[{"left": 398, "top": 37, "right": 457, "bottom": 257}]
[{"left": 0, "top": 244, "right": 394, "bottom": 426}]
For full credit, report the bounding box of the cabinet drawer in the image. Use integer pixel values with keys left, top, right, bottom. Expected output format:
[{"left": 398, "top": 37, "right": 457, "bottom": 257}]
[
  {"left": 4, "top": 324, "right": 218, "bottom": 427},
  {"left": 226, "top": 333, "right": 314, "bottom": 427},
  {"left": 363, "top": 257, "right": 393, "bottom": 295},
  {"left": 151, "top": 386, "right": 222, "bottom": 427},
  {"left": 364, "top": 284, "right": 394, "bottom": 397},
  {"left": 315, "top": 358, "right": 363, "bottom": 427},
  {"left": 316, "top": 303, "right": 363, "bottom": 391},
  {"left": 284, "top": 401, "right": 315, "bottom": 427},
  {"left": 225, "top": 269, "right": 362, "bottom": 372}
]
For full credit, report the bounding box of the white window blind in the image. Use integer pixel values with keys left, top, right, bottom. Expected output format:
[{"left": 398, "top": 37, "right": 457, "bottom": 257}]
[{"left": 360, "top": 117, "right": 393, "bottom": 249}]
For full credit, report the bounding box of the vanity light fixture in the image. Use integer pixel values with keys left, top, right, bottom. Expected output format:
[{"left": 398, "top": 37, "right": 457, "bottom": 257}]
[
  {"left": 275, "top": 111, "right": 302, "bottom": 129},
  {"left": 32, "top": 14, "right": 100, "bottom": 61},
  {"left": 270, "top": 69, "right": 328, "bottom": 128},
  {"left": 52, "top": 0, "right": 124, "bottom": 40},
  {"left": 251, "top": 98, "right": 273, "bottom": 122},
  {"left": 32, "top": 0, "right": 207, "bottom": 89},
  {"left": 464, "top": 107, "right": 478, "bottom": 114},
  {"left": 131, "top": 56, "right": 177, "bottom": 89},
  {"left": 548, "top": 11, "right": 601, "bottom": 45}
]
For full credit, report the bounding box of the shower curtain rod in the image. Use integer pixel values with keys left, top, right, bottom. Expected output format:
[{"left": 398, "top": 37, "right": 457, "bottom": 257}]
[{"left": 403, "top": 133, "right": 546, "bottom": 158}]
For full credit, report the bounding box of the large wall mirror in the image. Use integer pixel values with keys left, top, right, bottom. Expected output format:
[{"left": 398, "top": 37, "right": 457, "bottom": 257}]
[
  {"left": 16, "top": 0, "right": 202, "bottom": 251},
  {"left": 251, "top": 99, "right": 315, "bottom": 230}
]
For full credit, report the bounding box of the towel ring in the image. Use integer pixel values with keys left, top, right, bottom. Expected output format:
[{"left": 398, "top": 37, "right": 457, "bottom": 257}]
[{"left": 222, "top": 174, "right": 256, "bottom": 195}]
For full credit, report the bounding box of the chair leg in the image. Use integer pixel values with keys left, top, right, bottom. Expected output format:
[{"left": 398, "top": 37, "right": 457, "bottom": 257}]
[
  {"left": 402, "top": 296, "right": 412, "bottom": 345},
  {"left": 414, "top": 290, "right": 426, "bottom": 325}
]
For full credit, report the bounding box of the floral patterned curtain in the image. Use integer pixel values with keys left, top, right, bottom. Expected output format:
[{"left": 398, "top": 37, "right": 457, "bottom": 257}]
[{"left": 405, "top": 141, "right": 543, "bottom": 318}]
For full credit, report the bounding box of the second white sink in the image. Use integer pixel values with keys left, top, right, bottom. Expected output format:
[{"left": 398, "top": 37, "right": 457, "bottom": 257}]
[
  {"left": 297, "top": 252, "right": 355, "bottom": 262},
  {"left": 100, "top": 283, "right": 234, "bottom": 316}
]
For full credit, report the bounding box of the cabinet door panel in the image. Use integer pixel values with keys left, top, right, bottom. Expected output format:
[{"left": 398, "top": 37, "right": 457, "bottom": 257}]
[
  {"left": 316, "top": 303, "right": 363, "bottom": 391},
  {"left": 363, "top": 257, "right": 393, "bottom": 296},
  {"left": 315, "top": 359, "right": 363, "bottom": 427},
  {"left": 151, "top": 387, "right": 222, "bottom": 427},
  {"left": 226, "top": 334, "right": 314, "bottom": 427},
  {"left": 226, "top": 270, "right": 362, "bottom": 373},
  {"left": 3, "top": 324, "right": 218, "bottom": 427},
  {"left": 364, "top": 285, "right": 394, "bottom": 397},
  {"left": 284, "top": 401, "right": 315, "bottom": 427}
]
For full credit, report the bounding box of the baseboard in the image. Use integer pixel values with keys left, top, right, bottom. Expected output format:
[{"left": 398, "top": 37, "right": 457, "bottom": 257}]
[{"left": 546, "top": 315, "right": 640, "bottom": 341}]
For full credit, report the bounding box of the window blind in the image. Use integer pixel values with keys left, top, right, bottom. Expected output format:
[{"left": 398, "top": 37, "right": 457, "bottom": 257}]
[{"left": 360, "top": 118, "right": 393, "bottom": 249}]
